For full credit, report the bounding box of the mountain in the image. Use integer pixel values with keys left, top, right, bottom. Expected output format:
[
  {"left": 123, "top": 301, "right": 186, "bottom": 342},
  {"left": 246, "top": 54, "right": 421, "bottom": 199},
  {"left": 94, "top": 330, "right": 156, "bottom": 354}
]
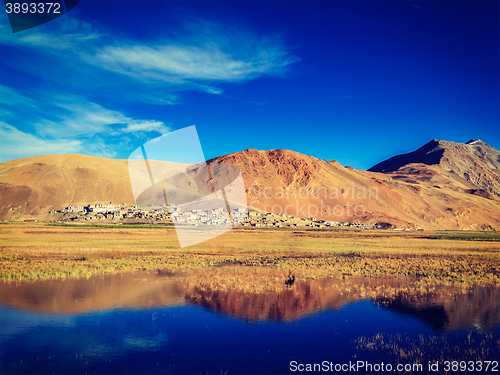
[
  {"left": 0, "top": 154, "right": 135, "bottom": 220},
  {"left": 369, "top": 139, "right": 500, "bottom": 199},
  {"left": 209, "top": 145, "right": 500, "bottom": 230},
  {"left": 1, "top": 139, "right": 500, "bottom": 230}
]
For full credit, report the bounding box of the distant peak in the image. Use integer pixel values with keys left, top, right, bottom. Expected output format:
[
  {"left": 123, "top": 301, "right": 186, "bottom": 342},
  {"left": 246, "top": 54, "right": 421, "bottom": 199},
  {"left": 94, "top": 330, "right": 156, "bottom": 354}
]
[
  {"left": 425, "top": 139, "right": 444, "bottom": 147},
  {"left": 466, "top": 139, "right": 483, "bottom": 145}
]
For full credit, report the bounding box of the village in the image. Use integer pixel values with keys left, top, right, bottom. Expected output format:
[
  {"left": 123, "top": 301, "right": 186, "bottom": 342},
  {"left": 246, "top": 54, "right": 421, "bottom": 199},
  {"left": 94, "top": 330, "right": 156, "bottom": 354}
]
[{"left": 49, "top": 203, "right": 384, "bottom": 229}]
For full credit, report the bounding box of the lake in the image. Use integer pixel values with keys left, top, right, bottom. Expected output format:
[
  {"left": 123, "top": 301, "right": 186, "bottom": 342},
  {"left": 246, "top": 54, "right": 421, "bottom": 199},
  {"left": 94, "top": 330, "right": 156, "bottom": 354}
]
[{"left": 1, "top": 271, "right": 499, "bottom": 374}]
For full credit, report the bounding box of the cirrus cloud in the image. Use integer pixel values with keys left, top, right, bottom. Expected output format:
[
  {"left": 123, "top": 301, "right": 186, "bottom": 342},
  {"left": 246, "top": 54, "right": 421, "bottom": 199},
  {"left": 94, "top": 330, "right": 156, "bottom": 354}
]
[
  {"left": 1, "top": 13, "right": 298, "bottom": 104},
  {"left": 0, "top": 122, "right": 82, "bottom": 162}
]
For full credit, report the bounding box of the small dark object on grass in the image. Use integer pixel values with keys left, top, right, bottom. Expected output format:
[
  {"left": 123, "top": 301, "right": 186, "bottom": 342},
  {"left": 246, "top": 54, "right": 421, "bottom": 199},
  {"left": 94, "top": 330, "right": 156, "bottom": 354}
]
[{"left": 285, "top": 271, "right": 296, "bottom": 287}]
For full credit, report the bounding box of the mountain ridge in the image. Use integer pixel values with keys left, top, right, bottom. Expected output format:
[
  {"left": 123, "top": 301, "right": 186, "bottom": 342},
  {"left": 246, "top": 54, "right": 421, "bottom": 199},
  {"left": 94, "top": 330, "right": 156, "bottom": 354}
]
[
  {"left": 368, "top": 139, "right": 500, "bottom": 198},
  {"left": 1, "top": 139, "right": 499, "bottom": 230}
]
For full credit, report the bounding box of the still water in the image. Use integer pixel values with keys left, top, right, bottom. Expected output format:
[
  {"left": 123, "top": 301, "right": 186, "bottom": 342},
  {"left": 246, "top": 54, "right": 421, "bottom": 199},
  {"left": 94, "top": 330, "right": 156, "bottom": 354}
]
[{"left": 1, "top": 271, "right": 499, "bottom": 374}]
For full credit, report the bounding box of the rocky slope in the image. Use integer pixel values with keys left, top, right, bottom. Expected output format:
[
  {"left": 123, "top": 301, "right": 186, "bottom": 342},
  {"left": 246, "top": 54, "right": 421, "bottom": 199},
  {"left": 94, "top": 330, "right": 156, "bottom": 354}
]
[
  {"left": 369, "top": 139, "right": 500, "bottom": 199},
  {"left": 208, "top": 145, "right": 500, "bottom": 230},
  {"left": 1, "top": 139, "right": 499, "bottom": 230}
]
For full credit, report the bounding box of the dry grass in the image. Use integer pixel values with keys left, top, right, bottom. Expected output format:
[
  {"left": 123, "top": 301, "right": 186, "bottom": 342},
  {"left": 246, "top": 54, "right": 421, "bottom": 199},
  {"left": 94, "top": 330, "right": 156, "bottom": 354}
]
[
  {"left": 0, "top": 222, "right": 499, "bottom": 284},
  {"left": 355, "top": 332, "right": 499, "bottom": 370}
]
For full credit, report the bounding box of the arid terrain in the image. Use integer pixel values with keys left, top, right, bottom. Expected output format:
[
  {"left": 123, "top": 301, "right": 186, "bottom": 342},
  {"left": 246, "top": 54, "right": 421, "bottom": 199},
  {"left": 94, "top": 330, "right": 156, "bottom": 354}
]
[
  {"left": 1, "top": 139, "right": 499, "bottom": 230},
  {"left": 1, "top": 222, "right": 499, "bottom": 285},
  {"left": 2, "top": 140, "right": 498, "bottom": 316}
]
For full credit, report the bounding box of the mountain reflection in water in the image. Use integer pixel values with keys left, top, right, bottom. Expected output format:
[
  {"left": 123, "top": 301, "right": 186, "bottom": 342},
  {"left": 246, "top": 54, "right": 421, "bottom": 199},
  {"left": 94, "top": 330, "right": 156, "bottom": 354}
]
[{"left": 1, "top": 271, "right": 498, "bottom": 332}]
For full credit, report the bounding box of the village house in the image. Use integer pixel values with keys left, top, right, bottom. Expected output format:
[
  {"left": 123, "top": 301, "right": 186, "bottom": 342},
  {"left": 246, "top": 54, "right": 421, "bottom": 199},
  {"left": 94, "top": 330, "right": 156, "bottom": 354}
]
[{"left": 50, "top": 202, "right": 380, "bottom": 230}]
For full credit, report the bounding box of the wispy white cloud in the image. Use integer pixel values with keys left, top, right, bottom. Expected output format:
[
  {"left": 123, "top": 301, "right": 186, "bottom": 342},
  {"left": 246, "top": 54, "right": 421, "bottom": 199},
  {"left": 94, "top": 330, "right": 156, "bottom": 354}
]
[
  {"left": 35, "top": 98, "right": 170, "bottom": 138},
  {"left": 122, "top": 121, "right": 168, "bottom": 133},
  {"left": 121, "top": 91, "right": 181, "bottom": 106},
  {"left": 93, "top": 41, "right": 296, "bottom": 83},
  {"left": 0, "top": 16, "right": 103, "bottom": 50},
  {"left": 0, "top": 122, "right": 82, "bottom": 162},
  {"left": 0, "top": 87, "right": 170, "bottom": 162},
  {"left": 0, "top": 13, "right": 298, "bottom": 161},
  {"left": 0, "top": 85, "right": 39, "bottom": 110},
  {"left": 0, "top": 14, "right": 298, "bottom": 104}
]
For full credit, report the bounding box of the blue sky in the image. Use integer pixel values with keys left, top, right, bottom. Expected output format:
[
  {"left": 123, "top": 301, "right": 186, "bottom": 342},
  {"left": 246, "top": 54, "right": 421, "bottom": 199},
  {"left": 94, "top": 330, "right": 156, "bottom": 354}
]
[{"left": 1, "top": 1, "right": 498, "bottom": 170}]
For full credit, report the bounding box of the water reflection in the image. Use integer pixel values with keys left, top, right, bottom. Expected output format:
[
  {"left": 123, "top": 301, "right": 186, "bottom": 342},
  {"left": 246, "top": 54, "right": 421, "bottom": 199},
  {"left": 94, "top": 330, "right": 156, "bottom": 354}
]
[
  {"left": 1, "top": 271, "right": 499, "bottom": 331},
  {"left": 0, "top": 271, "right": 183, "bottom": 313},
  {"left": 1, "top": 272, "right": 499, "bottom": 375},
  {"left": 374, "top": 287, "right": 500, "bottom": 331}
]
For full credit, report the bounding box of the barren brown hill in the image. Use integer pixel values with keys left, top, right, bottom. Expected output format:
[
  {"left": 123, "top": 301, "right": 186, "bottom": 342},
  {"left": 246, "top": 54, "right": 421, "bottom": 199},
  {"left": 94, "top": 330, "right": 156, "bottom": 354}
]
[
  {"left": 1, "top": 139, "right": 500, "bottom": 230},
  {"left": 209, "top": 145, "right": 500, "bottom": 230},
  {"left": 0, "top": 154, "right": 135, "bottom": 220},
  {"left": 369, "top": 139, "right": 500, "bottom": 199}
]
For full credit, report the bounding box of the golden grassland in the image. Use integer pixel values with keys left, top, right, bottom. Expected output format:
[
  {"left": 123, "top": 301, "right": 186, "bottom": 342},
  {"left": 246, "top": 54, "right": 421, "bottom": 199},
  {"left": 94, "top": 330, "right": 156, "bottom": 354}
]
[{"left": 0, "top": 222, "right": 499, "bottom": 285}]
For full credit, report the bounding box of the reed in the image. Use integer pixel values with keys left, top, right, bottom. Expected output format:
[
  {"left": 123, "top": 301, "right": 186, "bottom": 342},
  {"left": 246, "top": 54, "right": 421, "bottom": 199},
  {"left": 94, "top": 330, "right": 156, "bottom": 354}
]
[{"left": 1, "top": 223, "right": 498, "bottom": 284}]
